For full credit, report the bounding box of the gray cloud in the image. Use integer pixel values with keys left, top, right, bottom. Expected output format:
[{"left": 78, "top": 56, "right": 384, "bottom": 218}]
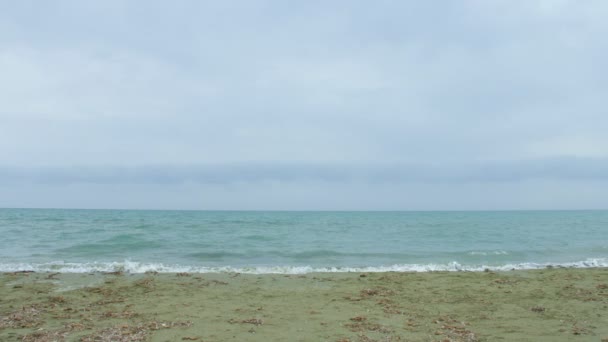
[
  {"left": 2, "top": 157, "right": 608, "bottom": 185},
  {"left": 1, "top": 1, "right": 607, "bottom": 209}
]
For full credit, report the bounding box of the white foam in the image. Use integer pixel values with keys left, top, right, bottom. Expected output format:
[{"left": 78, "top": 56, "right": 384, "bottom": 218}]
[
  {"left": 468, "top": 250, "right": 508, "bottom": 256},
  {"left": 1, "top": 258, "right": 607, "bottom": 274}
]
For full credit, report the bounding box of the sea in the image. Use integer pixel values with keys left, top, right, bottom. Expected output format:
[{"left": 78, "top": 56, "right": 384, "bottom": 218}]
[{"left": 0, "top": 209, "right": 607, "bottom": 274}]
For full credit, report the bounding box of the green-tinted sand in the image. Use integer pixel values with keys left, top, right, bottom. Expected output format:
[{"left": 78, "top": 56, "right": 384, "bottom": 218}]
[{"left": 1, "top": 269, "right": 607, "bottom": 341}]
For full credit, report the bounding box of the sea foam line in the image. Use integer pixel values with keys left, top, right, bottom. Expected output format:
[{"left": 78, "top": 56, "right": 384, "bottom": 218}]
[{"left": 1, "top": 258, "right": 607, "bottom": 274}]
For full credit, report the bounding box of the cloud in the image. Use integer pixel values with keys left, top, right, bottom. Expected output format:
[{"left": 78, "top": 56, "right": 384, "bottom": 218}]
[
  {"left": 2, "top": 157, "right": 608, "bottom": 186},
  {"left": 1, "top": 1, "right": 607, "bottom": 209},
  {"left": 2, "top": 178, "right": 608, "bottom": 211}
]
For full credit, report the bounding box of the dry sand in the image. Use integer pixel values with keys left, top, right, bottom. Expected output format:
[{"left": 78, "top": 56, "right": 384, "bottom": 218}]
[{"left": 1, "top": 268, "right": 608, "bottom": 341}]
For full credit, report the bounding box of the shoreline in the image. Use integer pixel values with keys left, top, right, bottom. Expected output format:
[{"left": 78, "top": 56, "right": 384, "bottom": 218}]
[
  {"left": 1, "top": 257, "right": 607, "bottom": 274},
  {"left": 1, "top": 268, "right": 607, "bottom": 341}
]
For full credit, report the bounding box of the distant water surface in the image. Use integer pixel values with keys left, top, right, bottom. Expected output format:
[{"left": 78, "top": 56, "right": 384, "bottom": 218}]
[{"left": 0, "top": 209, "right": 607, "bottom": 273}]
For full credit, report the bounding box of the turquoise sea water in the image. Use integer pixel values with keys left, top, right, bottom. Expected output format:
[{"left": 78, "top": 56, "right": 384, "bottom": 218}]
[{"left": 0, "top": 209, "right": 607, "bottom": 273}]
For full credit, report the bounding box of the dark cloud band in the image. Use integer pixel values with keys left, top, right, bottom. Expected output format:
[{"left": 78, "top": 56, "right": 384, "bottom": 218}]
[{"left": 2, "top": 158, "right": 607, "bottom": 185}]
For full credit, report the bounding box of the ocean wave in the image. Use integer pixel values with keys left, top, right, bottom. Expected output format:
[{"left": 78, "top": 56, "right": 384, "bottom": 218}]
[
  {"left": 468, "top": 250, "right": 509, "bottom": 256},
  {"left": 186, "top": 250, "right": 417, "bottom": 260},
  {"left": 1, "top": 258, "right": 607, "bottom": 274}
]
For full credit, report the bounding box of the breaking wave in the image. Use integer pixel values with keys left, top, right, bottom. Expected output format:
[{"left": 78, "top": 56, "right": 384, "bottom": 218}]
[{"left": 1, "top": 258, "right": 607, "bottom": 274}]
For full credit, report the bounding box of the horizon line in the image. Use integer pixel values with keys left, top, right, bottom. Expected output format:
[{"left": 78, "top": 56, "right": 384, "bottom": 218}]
[{"left": 1, "top": 207, "right": 607, "bottom": 213}]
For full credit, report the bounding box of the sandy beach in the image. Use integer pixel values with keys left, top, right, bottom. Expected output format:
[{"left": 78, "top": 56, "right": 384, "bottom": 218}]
[{"left": 0, "top": 268, "right": 607, "bottom": 341}]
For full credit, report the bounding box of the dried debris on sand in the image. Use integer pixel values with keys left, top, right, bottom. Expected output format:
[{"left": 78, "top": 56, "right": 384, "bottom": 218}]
[
  {"left": 0, "top": 305, "right": 45, "bottom": 329},
  {"left": 79, "top": 321, "right": 191, "bottom": 342},
  {"left": 2, "top": 269, "right": 608, "bottom": 341}
]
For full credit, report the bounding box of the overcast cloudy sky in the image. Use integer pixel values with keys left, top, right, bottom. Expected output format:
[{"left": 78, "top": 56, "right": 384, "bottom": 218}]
[{"left": 1, "top": 1, "right": 607, "bottom": 210}]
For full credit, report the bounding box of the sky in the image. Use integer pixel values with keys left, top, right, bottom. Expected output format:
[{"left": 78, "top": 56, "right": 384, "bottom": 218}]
[{"left": 1, "top": 0, "right": 607, "bottom": 210}]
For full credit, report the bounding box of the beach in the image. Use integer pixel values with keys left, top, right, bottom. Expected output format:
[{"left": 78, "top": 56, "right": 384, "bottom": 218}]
[
  {"left": 3, "top": 1, "right": 608, "bottom": 341},
  {"left": 2, "top": 210, "right": 608, "bottom": 341},
  {"left": 1, "top": 268, "right": 607, "bottom": 341}
]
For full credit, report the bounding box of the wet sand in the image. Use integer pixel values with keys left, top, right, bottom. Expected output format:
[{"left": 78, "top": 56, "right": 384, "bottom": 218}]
[{"left": 1, "top": 268, "right": 607, "bottom": 341}]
